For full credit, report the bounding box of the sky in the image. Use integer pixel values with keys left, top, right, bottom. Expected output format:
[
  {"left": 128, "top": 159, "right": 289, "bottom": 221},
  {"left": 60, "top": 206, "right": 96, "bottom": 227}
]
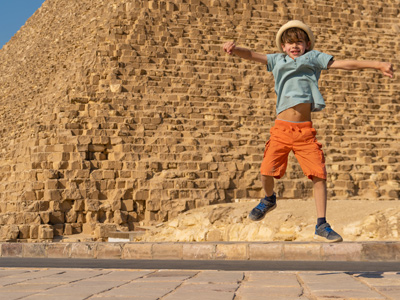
[{"left": 0, "top": 0, "right": 45, "bottom": 49}]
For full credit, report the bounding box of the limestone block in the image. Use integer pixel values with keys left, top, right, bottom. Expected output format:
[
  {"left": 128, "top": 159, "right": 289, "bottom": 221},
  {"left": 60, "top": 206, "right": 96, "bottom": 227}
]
[
  {"left": 82, "top": 223, "right": 96, "bottom": 235},
  {"left": 64, "top": 223, "right": 73, "bottom": 235},
  {"left": 5, "top": 202, "right": 18, "bottom": 213},
  {"left": 73, "top": 199, "right": 85, "bottom": 211},
  {"left": 64, "top": 188, "right": 82, "bottom": 200},
  {"left": 86, "top": 211, "right": 98, "bottom": 223},
  {"left": 110, "top": 198, "right": 122, "bottom": 211},
  {"left": 113, "top": 210, "right": 127, "bottom": 224},
  {"left": 85, "top": 199, "right": 100, "bottom": 211},
  {"left": 110, "top": 84, "right": 122, "bottom": 93},
  {"left": 0, "top": 225, "right": 19, "bottom": 240},
  {"left": 50, "top": 211, "right": 65, "bottom": 224},
  {"left": 18, "top": 225, "right": 30, "bottom": 239},
  {"left": 22, "top": 191, "right": 37, "bottom": 201},
  {"left": 146, "top": 199, "right": 161, "bottom": 211},
  {"left": 75, "top": 170, "right": 90, "bottom": 179},
  {"left": 121, "top": 200, "right": 134, "bottom": 211},
  {"left": 24, "top": 202, "right": 39, "bottom": 212},
  {"left": 65, "top": 210, "right": 77, "bottom": 223},
  {"left": 44, "top": 190, "right": 62, "bottom": 201},
  {"left": 145, "top": 210, "right": 159, "bottom": 222},
  {"left": 53, "top": 224, "right": 64, "bottom": 236},
  {"left": 103, "top": 170, "right": 115, "bottom": 179},
  {"left": 39, "top": 225, "right": 54, "bottom": 239},
  {"left": 94, "top": 223, "right": 117, "bottom": 238},
  {"left": 76, "top": 212, "right": 84, "bottom": 224},
  {"left": 71, "top": 223, "right": 82, "bottom": 234},
  {"left": 30, "top": 225, "right": 39, "bottom": 239},
  {"left": 43, "top": 170, "right": 59, "bottom": 179},
  {"left": 135, "top": 190, "right": 149, "bottom": 200},
  {"left": 40, "top": 212, "right": 50, "bottom": 224},
  {"left": 90, "top": 170, "right": 103, "bottom": 180}
]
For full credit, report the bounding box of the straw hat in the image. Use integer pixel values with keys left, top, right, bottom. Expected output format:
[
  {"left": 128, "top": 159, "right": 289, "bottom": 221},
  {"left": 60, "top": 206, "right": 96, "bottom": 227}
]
[{"left": 275, "top": 20, "right": 315, "bottom": 52}]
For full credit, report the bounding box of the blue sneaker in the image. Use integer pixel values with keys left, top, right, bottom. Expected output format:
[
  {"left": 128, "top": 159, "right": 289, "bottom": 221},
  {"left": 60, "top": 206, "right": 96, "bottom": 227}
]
[
  {"left": 249, "top": 194, "right": 277, "bottom": 221},
  {"left": 314, "top": 223, "right": 343, "bottom": 243}
]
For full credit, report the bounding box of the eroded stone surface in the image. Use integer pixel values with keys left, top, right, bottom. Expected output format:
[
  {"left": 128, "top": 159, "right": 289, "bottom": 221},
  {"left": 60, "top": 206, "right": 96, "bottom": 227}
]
[{"left": 134, "top": 200, "right": 400, "bottom": 242}]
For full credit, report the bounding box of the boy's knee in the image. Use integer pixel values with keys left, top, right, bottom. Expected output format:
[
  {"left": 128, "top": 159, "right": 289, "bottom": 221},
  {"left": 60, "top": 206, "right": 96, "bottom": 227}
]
[
  {"left": 261, "top": 174, "right": 274, "bottom": 180},
  {"left": 312, "top": 176, "right": 326, "bottom": 183}
]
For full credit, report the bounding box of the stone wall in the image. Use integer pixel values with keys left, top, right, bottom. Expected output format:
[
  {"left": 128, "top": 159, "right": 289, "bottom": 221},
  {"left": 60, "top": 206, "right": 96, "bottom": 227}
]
[{"left": 0, "top": 0, "right": 399, "bottom": 241}]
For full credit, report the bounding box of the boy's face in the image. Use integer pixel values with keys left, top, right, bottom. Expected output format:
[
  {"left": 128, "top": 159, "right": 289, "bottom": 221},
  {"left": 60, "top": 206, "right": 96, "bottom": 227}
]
[{"left": 281, "top": 40, "right": 311, "bottom": 59}]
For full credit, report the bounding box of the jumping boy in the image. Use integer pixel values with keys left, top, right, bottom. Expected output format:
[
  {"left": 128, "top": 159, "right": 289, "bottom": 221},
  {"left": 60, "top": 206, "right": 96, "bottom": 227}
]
[{"left": 223, "top": 20, "right": 394, "bottom": 242}]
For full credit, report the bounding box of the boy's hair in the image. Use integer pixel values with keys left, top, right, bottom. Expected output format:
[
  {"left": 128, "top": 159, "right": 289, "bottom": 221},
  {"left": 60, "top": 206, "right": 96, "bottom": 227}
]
[{"left": 281, "top": 27, "right": 310, "bottom": 44}]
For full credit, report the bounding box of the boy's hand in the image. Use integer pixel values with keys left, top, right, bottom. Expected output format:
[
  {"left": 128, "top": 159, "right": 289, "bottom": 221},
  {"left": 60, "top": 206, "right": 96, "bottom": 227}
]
[
  {"left": 223, "top": 41, "right": 236, "bottom": 55},
  {"left": 379, "top": 62, "right": 394, "bottom": 78}
]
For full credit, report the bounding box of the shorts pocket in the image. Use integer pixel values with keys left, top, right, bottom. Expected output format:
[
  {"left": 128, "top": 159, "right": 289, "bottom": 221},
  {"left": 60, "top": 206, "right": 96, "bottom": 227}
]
[
  {"left": 316, "top": 142, "right": 325, "bottom": 163},
  {"left": 263, "top": 140, "right": 271, "bottom": 158}
]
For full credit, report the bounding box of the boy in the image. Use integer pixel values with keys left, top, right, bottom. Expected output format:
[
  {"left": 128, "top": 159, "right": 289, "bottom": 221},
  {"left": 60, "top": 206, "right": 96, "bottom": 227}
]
[{"left": 223, "top": 20, "right": 394, "bottom": 242}]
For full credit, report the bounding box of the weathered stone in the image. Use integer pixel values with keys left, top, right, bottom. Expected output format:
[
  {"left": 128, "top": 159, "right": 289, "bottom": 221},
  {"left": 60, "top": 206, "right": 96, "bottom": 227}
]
[
  {"left": 249, "top": 243, "right": 284, "bottom": 260},
  {"left": 152, "top": 243, "right": 183, "bottom": 260},
  {"left": 30, "top": 225, "right": 39, "bottom": 239},
  {"left": 47, "top": 243, "right": 71, "bottom": 258},
  {"left": 95, "top": 242, "right": 122, "bottom": 259},
  {"left": 22, "top": 243, "right": 46, "bottom": 258},
  {"left": 1, "top": 243, "right": 23, "bottom": 257},
  {"left": 39, "top": 225, "right": 54, "bottom": 239},
  {"left": 70, "top": 242, "right": 96, "bottom": 258},
  {"left": 18, "top": 225, "right": 31, "bottom": 239},
  {"left": 122, "top": 243, "right": 152, "bottom": 260},
  {"left": 94, "top": 223, "right": 117, "bottom": 238},
  {"left": 0, "top": 0, "right": 398, "bottom": 243},
  {"left": 215, "top": 243, "right": 248, "bottom": 260}
]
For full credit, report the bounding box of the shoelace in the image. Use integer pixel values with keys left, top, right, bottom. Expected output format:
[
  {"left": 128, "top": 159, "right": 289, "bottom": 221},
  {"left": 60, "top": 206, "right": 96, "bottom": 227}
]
[{"left": 256, "top": 202, "right": 268, "bottom": 211}]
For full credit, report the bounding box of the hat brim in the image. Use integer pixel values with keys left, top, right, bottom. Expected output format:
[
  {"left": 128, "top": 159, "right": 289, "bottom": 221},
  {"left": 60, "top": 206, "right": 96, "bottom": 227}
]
[{"left": 276, "top": 20, "right": 315, "bottom": 52}]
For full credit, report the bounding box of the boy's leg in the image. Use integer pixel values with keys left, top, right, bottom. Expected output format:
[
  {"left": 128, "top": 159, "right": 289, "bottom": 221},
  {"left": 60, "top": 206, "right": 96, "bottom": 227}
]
[
  {"left": 313, "top": 176, "right": 327, "bottom": 218},
  {"left": 290, "top": 124, "right": 342, "bottom": 243},
  {"left": 251, "top": 120, "right": 291, "bottom": 222},
  {"left": 312, "top": 176, "right": 342, "bottom": 242},
  {"left": 249, "top": 175, "right": 277, "bottom": 221},
  {"left": 261, "top": 174, "right": 275, "bottom": 197}
]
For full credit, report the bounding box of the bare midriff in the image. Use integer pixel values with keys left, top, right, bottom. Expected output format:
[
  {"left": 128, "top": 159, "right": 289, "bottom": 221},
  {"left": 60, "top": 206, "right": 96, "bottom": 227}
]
[{"left": 276, "top": 103, "right": 312, "bottom": 122}]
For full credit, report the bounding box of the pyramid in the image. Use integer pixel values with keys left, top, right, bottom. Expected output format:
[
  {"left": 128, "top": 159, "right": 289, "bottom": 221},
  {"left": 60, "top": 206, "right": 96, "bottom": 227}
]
[{"left": 0, "top": 0, "right": 399, "bottom": 241}]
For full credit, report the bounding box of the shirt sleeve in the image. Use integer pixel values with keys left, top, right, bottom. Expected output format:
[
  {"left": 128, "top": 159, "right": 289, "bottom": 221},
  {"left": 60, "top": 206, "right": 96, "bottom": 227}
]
[
  {"left": 312, "top": 51, "right": 333, "bottom": 70},
  {"left": 266, "top": 53, "right": 280, "bottom": 72}
]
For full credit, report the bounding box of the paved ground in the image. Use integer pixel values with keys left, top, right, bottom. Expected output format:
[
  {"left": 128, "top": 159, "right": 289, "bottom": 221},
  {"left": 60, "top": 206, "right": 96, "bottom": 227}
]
[
  {"left": 1, "top": 241, "right": 399, "bottom": 299},
  {"left": 1, "top": 257, "right": 400, "bottom": 272},
  {"left": 0, "top": 267, "right": 399, "bottom": 300}
]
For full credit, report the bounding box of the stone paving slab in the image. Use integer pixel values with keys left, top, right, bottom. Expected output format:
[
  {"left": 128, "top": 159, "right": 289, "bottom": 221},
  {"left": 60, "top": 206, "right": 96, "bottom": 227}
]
[
  {"left": 0, "top": 268, "right": 399, "bottom": 300},
  {"left": 1, "top": 241, "right": 400, "bottom": 262},
  {"left": 298, "top": 272, "right": 387, "bottom": 299}
]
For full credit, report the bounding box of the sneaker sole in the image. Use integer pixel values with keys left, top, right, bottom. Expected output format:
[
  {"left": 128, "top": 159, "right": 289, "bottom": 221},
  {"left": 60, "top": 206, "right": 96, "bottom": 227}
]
[
  {"left": 313, "top": 235, "right": 343, "bottom": 243},
  {"left": 248, "top": 204, "right": 277, "bottom": 221}
]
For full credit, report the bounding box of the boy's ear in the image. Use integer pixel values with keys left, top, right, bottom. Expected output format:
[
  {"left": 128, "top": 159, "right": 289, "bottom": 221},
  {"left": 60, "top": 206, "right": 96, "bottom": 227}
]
[
  {"left": 306, "top": 41, "right": 311, "bottom": 50},
  {"left": 281, "top": 43, "right": 286, "bottom": 52}
]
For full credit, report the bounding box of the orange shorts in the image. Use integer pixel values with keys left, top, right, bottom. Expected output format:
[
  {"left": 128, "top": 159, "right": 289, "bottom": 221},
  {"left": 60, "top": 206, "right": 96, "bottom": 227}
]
[{"left": 260, "top": 119, "right": 327, "bottom": 180}]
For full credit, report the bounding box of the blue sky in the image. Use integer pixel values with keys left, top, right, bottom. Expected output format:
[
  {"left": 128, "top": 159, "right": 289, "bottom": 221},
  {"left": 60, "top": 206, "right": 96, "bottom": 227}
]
[{"left": 0, "top": 0, "right": 45, "bottom": 49}]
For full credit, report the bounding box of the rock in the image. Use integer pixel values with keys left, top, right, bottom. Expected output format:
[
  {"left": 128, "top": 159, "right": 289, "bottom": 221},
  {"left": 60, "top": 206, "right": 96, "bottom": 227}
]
[{"left": 134, "top": 200, "right": 400, "bottom": 242}]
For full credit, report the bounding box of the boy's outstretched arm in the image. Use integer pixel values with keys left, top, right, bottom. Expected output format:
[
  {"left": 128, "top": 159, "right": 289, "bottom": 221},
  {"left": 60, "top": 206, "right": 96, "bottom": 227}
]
[
  {"left": 328, "top": 60, "right": 394, "bottom": 78},
  {"left": 223, "top": 42, "right": 268, "bottom": 64}
]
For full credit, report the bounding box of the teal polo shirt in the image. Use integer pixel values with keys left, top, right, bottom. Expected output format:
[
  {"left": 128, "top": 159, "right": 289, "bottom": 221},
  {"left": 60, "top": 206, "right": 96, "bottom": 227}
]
[{"left": 266, "top": 50, "right": 333, "bottom": 115}]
